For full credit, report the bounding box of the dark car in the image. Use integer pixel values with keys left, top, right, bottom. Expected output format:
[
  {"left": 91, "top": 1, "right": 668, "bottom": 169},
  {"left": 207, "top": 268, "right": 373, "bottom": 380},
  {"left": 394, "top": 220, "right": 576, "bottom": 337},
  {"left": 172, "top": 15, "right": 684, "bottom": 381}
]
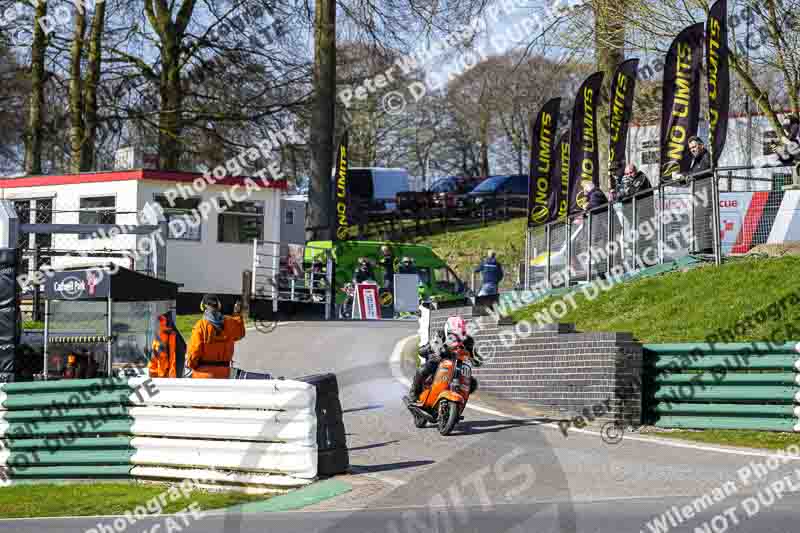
[
  {"left": 466, "top": 174, "right": 528, "bottom": 217},
  {"left": 428, "top": 176, "right": 484, "bottom": 214}
]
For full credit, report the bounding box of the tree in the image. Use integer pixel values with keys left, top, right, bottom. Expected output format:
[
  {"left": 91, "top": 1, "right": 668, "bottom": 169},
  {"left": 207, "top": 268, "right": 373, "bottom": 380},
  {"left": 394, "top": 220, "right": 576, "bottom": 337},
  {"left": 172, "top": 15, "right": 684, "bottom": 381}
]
[
  {"left": 24, "top": 0, "right": 49, "bottom": 175},
  {"left": 605, "top": 0, "right": 800, "bottom": 148},
  {"left": 307, "top": 0, "right": 336, "bottom": 241},
  {"left": 0, "top": 39, "right": 27, "bottom": 172}
]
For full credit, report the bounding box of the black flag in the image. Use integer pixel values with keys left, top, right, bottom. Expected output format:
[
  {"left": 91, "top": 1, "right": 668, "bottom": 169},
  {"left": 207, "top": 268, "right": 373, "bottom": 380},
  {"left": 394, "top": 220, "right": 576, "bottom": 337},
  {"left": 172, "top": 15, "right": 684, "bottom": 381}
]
[
  {"left": 659, "top": 23, "right": 704, "bottom": 180},
  {"left": 608, "top": 59, "right": 639, "bottom": 179},
  {"left": 707, "top": 0, "right": 729, "bottom": 166},
  {"left": 554, "top": 130, "right": 570, "bottom": 220},
  {"left": 528, "top": 98, "right": 561, "bottom": 227},
  {"left": 332, "top": 131, "right": 350, "bottom": 242},
  {"left": 568, "top": 72, "right": 604, "bottom": 214}
]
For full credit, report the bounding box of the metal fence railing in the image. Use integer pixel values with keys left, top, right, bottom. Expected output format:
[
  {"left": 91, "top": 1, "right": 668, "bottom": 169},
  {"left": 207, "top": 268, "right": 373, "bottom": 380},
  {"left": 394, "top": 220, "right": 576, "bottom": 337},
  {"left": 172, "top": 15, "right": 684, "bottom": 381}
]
[
  {"left": 251, "top": 239, "right": 334, "bottom": 317},
  {"left": 9, "top": 199, "right": 168, "bottom": 322},
  {"left": 524, "top": 162, "right": 800, "bottom": 289}
]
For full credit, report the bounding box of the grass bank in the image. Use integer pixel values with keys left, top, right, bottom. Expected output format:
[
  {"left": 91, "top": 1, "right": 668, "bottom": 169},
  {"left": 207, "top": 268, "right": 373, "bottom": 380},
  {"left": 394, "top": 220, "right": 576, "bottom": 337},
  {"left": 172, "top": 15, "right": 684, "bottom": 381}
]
[
  {"left": 508, "top": 255, "right": 800, "bottom": 451},
  {"left": 415, "top": 217, "right": 527, "bottom": 291},
  {"left": 510, "top": 255, "right": 800, "bottom": 343}
]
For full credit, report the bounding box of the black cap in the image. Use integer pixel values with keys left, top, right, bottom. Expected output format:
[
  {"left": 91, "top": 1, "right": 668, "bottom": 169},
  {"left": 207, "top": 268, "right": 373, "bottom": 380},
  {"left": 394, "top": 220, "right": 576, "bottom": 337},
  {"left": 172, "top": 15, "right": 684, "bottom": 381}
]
[{"left": 201, "top": 294, "right": 221, "bottom": 309}]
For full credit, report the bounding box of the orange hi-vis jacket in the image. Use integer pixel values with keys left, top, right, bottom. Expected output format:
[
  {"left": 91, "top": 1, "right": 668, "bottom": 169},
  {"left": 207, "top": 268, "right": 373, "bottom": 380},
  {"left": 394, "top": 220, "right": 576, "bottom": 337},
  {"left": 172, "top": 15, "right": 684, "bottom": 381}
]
[
  {"left": 148, "top": 316, "right": 178, "bottom": 378},
  {"left": 186, "top": 314, "right": 246, "bottom": 378}
]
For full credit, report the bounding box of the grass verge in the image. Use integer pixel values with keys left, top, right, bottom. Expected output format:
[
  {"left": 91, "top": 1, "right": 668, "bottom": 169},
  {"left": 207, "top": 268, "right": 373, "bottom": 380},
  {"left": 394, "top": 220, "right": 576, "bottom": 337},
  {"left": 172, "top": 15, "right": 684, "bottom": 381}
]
[
  {"left": 416, "top": 217, "right": 526, "bottom": 291},
  {"left": 510, "top": 255, "right": 800, "bottom": 343},
  {"left": 651, "top": 430, "right": 800, "bottom": 451},
  {"left": 0, "top": 482, "right": 269, "bottom": 519},
  {"left": 23, "top": 314, "right": 246, "bottom": 344}
]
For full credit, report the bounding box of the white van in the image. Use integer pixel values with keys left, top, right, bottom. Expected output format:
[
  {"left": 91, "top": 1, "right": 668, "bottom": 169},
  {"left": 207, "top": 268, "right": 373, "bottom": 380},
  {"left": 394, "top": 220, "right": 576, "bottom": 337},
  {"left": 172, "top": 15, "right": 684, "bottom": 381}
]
[{"left": 347, "top": 167, "right": 410, "bottom": 211}]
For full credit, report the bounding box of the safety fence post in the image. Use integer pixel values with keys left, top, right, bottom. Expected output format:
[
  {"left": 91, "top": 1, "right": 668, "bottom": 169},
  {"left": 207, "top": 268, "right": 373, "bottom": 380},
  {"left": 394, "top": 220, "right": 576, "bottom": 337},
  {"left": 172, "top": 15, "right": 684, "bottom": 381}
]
[
  {"left": 586, "top": 210, "right": 593, "bottom": 282},
  {"left": 545, "top": 223, "right": 551, "bottom": 289},
  {"left": 565, "top": 217, "right": 572, "bottom": 288},
  {"left": 712, "top": 170, "right": 722, "bottom": 265},
  {"left": 689, "top": 177, "right": 696, "bottom": 253},
  {"left": 632, "top": 195, "right": 638, "bottom": 270}
]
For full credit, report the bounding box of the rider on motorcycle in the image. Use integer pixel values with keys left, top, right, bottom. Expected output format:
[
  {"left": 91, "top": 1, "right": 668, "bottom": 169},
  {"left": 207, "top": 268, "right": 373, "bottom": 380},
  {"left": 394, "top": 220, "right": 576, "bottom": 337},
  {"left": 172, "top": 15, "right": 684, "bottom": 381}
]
[{"left": 404, "top": 316, "right": 483, "bottom": 405}]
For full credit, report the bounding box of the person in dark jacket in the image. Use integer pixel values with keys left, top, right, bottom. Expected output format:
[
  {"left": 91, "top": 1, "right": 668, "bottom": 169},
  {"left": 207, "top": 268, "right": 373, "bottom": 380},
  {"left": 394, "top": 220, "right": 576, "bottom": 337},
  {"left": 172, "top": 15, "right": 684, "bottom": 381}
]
[
  {"left": 474, "top": 250, "right": 503, "bottom": 296},
  {"left": 580, "top": 181, "right": 608, "bottom": 215},
  {"left": 398, "top": 256, "right": 418, "bottom": 274},
  {"left": 352, "top": 257, "right": 376, "bottom": 284},
  {"left": 688, "top": 136, "right": 711, "bottom": 176},
  {"left": 613, "top": 164, "right": 652, "bottom": 201},
  {"left": 377, "top": 245, "right": 395, "bottom": 289},
  {"left": 679, "top": 136, "right": 714, "bottom": 253}
]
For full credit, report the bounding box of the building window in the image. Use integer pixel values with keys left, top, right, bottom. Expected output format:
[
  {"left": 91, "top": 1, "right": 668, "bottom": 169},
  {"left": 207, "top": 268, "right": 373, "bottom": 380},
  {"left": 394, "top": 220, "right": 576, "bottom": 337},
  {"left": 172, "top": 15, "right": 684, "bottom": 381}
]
[
  {"left": 218, "top": 201, "right": 264, "bottom": 243},
  {"left": 11, "top": 198, "right": 53, "bottom": 249},
  {"left": 640, "top": 140, "right": 659, "bottom": 165},
  {"left": 33, "top": 198, "right": 52, "bottom": 248},
  {"left": 13, "top": 200, "right": 31, "bottom": 248},
  {"left": 154, "top": 195, "right": 202, "bottom": 241},
  {"left": 285, "top": 208, "right": 295, "bottom": 225},
  {"left": 78, "top": 196, "right": 116, "bottom": 240}
]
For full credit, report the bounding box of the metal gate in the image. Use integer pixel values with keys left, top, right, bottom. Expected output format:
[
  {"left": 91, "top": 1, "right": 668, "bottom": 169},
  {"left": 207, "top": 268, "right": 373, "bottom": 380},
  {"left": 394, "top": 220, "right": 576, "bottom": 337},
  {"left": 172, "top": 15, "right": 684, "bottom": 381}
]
[{"left": 251, "top": 239, "right": 334, "bottom": 318}]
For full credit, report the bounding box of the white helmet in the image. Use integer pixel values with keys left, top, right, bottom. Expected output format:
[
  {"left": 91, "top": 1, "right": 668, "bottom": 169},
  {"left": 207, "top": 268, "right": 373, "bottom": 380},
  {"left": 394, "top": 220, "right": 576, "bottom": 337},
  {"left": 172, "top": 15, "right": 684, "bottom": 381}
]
[{"left": 444, "top": 316, "right": 467, "bottom": 342}]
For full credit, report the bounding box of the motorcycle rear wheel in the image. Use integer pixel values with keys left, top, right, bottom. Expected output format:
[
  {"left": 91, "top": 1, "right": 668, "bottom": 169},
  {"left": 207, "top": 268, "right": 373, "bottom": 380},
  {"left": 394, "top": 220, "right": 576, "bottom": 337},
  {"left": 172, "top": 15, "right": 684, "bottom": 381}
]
[
  {"left": 437, "top": 400, "right": 460, "bottom": 435},
  {"left": 413, "top": 412, "right": 427, "bottom": 428}
]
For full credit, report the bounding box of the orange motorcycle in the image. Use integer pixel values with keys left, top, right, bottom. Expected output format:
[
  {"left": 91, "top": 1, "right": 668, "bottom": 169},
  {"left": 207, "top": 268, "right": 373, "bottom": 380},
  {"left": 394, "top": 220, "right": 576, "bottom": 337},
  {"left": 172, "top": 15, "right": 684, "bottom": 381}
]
[{"left": 404, "top": 340, "right": 476, "bottom": 435}]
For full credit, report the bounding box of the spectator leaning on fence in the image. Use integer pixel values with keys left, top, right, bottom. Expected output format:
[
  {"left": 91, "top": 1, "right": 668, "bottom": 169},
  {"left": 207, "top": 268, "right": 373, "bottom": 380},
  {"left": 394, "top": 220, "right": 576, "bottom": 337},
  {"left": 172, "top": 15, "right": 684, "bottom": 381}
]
[
  {"left": 581, "top": 180, "right": 608, "bottom": 215},
  {"left": 612, "top": 164, "right": 652, "bottom": 202},
  {"left": 688, "top": 136, "right": 711, "bottom": 175},
  {"left": 186, "top": 295, "right": 245, "bottom": 379},
  {"left": 474, "top": 250, "right": 503, "bottom": 296},
  {"left": 757, "top": 115, "right": 800, "bottom": 167}
]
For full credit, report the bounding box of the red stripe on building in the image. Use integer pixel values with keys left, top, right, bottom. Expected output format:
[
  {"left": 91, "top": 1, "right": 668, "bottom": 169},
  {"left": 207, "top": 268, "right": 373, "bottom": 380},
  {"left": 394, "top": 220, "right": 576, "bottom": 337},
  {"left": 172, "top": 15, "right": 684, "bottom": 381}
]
[
  {"left": 732, "top": 192, "right": 769, "bottom": 253},
  {"left": 0, "top": 170, "right": 288, "bottom": 190}
]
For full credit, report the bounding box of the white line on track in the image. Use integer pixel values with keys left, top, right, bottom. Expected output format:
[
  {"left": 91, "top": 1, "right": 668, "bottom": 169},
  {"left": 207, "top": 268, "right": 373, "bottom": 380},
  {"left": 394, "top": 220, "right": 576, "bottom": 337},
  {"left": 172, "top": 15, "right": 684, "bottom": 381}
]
[{"left": 390, "top": 335, "right": 800, "bottom": 461}]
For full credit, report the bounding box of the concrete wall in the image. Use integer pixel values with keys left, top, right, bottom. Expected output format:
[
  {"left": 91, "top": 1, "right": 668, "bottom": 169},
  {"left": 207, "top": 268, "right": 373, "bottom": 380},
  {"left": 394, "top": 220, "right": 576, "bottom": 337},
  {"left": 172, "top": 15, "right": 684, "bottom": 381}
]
[{"left": 428, "top": 305, "right": 643, "bottom": 425}]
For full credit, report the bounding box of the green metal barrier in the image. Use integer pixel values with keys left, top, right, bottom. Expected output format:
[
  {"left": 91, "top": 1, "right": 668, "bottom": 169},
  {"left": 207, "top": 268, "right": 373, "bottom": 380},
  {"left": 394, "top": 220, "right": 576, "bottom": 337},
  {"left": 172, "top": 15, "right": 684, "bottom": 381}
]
[
  {"left": 643, "top": 342, "right": 800, "bottom": 431},
  {"left": 0, "top": 379, "right": 138, "bottom": 482}
]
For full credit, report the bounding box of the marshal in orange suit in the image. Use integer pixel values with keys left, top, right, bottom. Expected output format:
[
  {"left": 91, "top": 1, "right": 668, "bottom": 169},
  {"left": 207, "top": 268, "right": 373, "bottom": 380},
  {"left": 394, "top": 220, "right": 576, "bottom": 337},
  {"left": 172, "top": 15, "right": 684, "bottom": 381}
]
[
  {"left": 186, "top": 294, "right": 245, "bottom": 378},
  {"left": 148, "top": 312, "right": 179, "bottom": 377}
]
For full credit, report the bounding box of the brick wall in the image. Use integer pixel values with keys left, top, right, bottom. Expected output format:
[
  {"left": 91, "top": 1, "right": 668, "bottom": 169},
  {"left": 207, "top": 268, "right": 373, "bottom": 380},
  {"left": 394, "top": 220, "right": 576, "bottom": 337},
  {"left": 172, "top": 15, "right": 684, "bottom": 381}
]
[{"left": 427, "top": 305, "right": 643, "bottom": 425}]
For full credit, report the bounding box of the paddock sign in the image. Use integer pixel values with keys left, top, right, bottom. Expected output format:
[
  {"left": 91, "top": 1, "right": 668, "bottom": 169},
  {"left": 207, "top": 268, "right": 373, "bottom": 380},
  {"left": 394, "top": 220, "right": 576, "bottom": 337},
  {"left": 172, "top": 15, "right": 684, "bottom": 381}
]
[{"left": 353, "top": 283, "right": 381, "bottom": 320}]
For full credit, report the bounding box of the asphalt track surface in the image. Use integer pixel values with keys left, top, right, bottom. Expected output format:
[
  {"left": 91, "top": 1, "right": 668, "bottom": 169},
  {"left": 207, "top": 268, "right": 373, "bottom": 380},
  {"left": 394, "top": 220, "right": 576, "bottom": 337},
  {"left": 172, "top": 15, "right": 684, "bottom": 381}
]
[{"left": 4, "top": 320, "right": 800, "bottom": 533}]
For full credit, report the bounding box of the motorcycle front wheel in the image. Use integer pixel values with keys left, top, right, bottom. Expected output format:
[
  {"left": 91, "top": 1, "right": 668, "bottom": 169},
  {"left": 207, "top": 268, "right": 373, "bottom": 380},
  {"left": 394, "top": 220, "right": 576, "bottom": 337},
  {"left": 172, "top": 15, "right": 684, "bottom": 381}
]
[{"left": 437, "top": 400, "right": 460, "bottom": 436}]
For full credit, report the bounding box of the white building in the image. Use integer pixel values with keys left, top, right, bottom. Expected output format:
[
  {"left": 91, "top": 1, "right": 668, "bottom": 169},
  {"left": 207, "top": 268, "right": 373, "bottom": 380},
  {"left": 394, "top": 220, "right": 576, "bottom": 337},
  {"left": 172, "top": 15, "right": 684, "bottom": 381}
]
[{"left": 0, "top": 169, "right": 284, "bottom": 310}]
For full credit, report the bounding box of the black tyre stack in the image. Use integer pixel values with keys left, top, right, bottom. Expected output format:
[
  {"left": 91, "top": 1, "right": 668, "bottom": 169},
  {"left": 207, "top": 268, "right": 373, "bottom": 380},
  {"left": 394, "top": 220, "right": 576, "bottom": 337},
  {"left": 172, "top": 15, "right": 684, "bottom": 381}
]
[{"left": 296, "top": 373, "right": 350, "bottom": 476}]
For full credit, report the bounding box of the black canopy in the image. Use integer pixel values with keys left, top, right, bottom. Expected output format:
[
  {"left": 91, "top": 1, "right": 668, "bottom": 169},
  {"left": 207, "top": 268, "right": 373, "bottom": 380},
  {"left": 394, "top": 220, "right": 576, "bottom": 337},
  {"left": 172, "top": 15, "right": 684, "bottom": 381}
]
[{"left": 42, "top": 264, "right": 181, "bottom": 302}]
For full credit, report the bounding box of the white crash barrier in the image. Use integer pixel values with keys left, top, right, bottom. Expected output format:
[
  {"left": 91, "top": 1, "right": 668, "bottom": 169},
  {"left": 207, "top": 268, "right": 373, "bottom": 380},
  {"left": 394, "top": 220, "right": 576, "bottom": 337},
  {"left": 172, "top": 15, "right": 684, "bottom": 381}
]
[
  {"left": 128, "top": 377, "right": 317, "bottom": 411},
  {"left": 128, "top": 379, "right": 318, "bottom": 486}
]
